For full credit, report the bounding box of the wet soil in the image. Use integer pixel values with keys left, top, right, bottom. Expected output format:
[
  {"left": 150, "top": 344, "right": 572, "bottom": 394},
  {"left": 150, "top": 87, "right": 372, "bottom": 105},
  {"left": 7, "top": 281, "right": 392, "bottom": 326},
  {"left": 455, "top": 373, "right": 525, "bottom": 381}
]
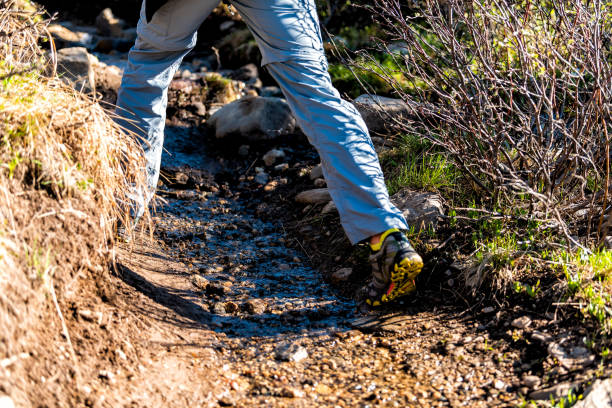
[{"left": 101, "top": 120, "right": 594, "bottom": 407}]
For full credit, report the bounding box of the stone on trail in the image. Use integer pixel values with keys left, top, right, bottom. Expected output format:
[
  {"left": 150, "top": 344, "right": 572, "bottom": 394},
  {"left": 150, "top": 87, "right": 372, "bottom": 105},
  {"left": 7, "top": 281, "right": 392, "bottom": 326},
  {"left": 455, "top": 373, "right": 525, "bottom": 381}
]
[
  {"left": 48, "top": 24, "right": 93, "bottom": 48},
  {"left": 390, "top": 188, "right": 444, "bottom": 231},
  {"left": 56, "top": 47, "right": 97, "bottom": 92},
  {"left": 547, "top": 343, "right": 595, "bottom": 370},
  {"left": 243, "top": 299, "right": 266, "bottom": 315},
  {"left": 574, "top": 379, "right": 612, "bottom": 408},
  {"left": 309, "top": 163, "right": 323, "bottom": 180},
  {"left": 96, "top": 8, "right": 124, "bottom": 38},
  {"left": 511, "top": 316, "right": 532, "bottom": 329},
  {"left": 354, "top": 94, "right": 415, "bottom": 135},
  {"left": 208, "top": 96, "right": 296, "bottom": 141},
  {"left": 522, "top": 375, "right": 541, "bottom": 388},
  {"left": 529, "top": 382, "right": 581, "bottom": 401},
  {"left": 263, "top": 149, "right": 285, "bottom": 166},
  {"left": 295, "top": 188, "right": 332, "bottom": 205},
  {"left": 254, "top": 172, "right": 269, "bottom": 185},
  {"left": 331, "top": 267, "right": 352, "bottom": 284},
  {"left": 321, "top": 200, "right": 337, "bottom": 215},
  {"left": 275, "top": 343, "right": 308, "bottom": 362}
]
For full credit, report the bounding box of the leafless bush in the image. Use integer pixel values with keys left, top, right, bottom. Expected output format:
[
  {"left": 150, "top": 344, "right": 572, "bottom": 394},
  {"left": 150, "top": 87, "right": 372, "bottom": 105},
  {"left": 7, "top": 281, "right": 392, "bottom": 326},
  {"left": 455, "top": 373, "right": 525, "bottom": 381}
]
[{"left": 352, "top": 0, "right": 612, "bottom": 247}]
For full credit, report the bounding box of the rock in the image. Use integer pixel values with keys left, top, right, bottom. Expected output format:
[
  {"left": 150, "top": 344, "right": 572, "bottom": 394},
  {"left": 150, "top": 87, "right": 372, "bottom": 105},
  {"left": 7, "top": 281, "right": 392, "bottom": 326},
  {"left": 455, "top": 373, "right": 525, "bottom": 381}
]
[
  {"left": 238, "top": 145, "right": 250, "bottom": 157},
  {"left": 261, "top": 86, "right": 283, "bottom": 98},
  {"left": 98, "top": 370, "right": 116, "bottom": 384},
  {"left": 206, "top": 283, "right": 227, "bottom": 297},
  {"left": 0, "top": 396, "right": 14, "bottom": 408},
  {"left": 47, "top": 24, "right": 93, "bottom": 48},
  {"left": 331, "top": 268, "right": 352, "bottom": 283},
  {"left": 208, "top": 96, "right": 296, "bottom": 141},
  {"left": 275, "top": 343, "right": 308, "bottom": 362},
  {"left": 511, "top": 316, "right": 532, "bottom": 329},
  {"left": 390, "top": 188, "right": 444, "bottom": 230},
  {"left": 263, "top": 149, "right": 285, "bottom": 166},
  {"left": 274, "top": 163, "right": 289, "bottom": 172},
  {"left": 354, "top": 95, "right": 415, "bottom": 135},
  {"left": 529, "top": 382, "right": 580, "bottom": 400},
  {"left": 191, "top": 275, "right": 209, "bottom": 291},
  {"left": 314, "top": 178, "right": 326, "bottom": 188},
  {"left": 494, "top": 380, "right": 506, "bottom": 390},
  {"left": 522, "top": 375, "right": 541, "bottom": 388},
  {"left": 190, "top": 101, "right": 207, "bottom": 116},
  {"left": 254, "top": 172, "right": 269, "bottom": 185},
  {"left": 224, "top": 301, "right": 239, "bottom": 314},
  {"left": 56, "top": 47, "right": 96, "bottom": 92},
  {"left": 244, "top": 299, "right": 267, "bottom": 315},
  {"left": 213, "top": 302, "right": 227, "bottom": 315},
  {"left": 280, "top": 386, "right": 304, "bottom": 398},
  {"left": 96, "top": 8, "right": 124, "bottom": 38},
  {"left": 295, "top": 189, "right": 332, "bottom": 205},
  {"left": 321, "top": 201, "right": 337, "bottom": 215},
  {"left": 548, "top": 343, "right": 595, "bottom": 370},
  {"left": 78, "top": 309, "right": 103, "bottom": 324},
  {"left": 482, "top": 306, "right": 495, "bottom": 314},
  {"left": 531, "top": 330, "right": 553, "bottom": 344},
  {"left": 309, "top": 164, "right": 323, "bottom": 180},
  {"left": 574, "top": 379, "right": 612, "bottom": 408},
  {"left": 230, "top": 63, "right": 258, "bottom": 82}
]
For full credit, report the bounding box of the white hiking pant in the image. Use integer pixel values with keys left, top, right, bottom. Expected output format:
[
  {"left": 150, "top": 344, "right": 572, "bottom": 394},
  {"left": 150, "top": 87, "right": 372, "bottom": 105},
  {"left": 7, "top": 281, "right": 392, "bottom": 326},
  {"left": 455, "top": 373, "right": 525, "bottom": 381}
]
[{"left": 116, "top": 0, "right": 409, "bottom": 243}]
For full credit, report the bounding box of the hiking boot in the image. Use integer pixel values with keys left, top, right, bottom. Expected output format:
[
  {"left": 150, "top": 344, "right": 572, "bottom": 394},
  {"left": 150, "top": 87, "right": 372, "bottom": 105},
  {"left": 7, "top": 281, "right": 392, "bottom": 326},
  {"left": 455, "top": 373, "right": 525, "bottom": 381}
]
[{"left": 365, "top": 228, "right": 423, "bottom": 307}]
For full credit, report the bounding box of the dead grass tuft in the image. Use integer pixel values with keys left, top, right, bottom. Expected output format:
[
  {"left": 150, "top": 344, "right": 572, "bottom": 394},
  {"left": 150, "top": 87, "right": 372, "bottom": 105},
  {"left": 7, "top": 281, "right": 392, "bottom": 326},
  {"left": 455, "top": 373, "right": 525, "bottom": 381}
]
[{"left": 0, "top": 1, "right": 146, "bottom": 404}]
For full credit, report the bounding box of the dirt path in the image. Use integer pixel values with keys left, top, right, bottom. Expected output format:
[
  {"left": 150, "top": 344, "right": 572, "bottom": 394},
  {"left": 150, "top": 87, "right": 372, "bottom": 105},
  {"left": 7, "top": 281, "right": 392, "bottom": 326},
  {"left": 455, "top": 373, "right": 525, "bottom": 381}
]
[{"left": 97, "top": 125, "right": 542, "bottom": 408}]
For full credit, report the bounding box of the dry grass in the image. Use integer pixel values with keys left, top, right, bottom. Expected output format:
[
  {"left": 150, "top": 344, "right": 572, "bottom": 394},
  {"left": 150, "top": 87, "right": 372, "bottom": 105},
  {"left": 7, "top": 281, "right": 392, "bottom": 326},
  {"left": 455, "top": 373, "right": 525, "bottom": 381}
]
[{"left": 0, "top": 0, "right": 146, "bottom": 404}]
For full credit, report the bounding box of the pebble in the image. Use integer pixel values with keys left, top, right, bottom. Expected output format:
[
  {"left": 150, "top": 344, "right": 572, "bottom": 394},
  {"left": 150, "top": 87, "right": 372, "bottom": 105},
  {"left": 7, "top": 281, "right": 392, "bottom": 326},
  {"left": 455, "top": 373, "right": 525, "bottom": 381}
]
[
  {"left": 243, "top": 299, "right": 267, "bottom": 315},
  {"left": 482, "top": 306, "right": 495, "bottom": 314},
  {"left": 275, "top": 344, "right": 309, "bottom": 362},
  {"left": 331, "top": 268, "right": 353, "bottom": 283},
  {"left": 494, "top": 380, "right": 505, "bottom": 390},
  {"left": 238, "top": 145, "right": 250, "bottom": 156},
  {"left": 0, "top": 396, "right": 14, "bottom": 408},
  {"left": 274, "top": 163, "right": 289, "bottom": 172},
  {"left": 511, "top": 316, "right": 532, "bottom": 329},
  {"left": 263, "top": 149, "right": 285, "bottom": 166},
  {"left": 295, "top": 188, "right": 332, "bottom": 204},
  {"left": 213, "top": 302, "right": 227, "bottom": 315},
  {"left": 99, "top": 370, "right": 116, "bottom": 384},
  {"left": 191, "top": 275, "right": 209, "bottom": 291},
  {"left": 254, "top": 172, "right": 269, "bottom": 185},
  {"left": 314, "top": 178, "right": 326, "bottom": 187},
  {"left": 280, "top": 386, "right": 304, "bottom": 398},
  {"left": 531, "top": 330, "right": 553, "bottom": 343},
  {"left": 224, "top": 301, "right": 239, "bottom": 314},
  {"left": 309, "top": 164, "right": 323, "bottom": 180},
  {"left": 522, "top": 375, "right": 541, "bottom": 388},
  {"left": 78, "top": 309, "right": 103, "bottom": 325}
]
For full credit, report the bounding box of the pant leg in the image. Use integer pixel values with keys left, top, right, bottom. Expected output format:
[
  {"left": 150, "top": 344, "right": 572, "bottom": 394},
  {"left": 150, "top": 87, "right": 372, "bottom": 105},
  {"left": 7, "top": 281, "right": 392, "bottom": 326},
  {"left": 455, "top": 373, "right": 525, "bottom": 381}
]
[
  {"left": 231, "top": 0, "right": 409, "bottom": 244},
  {"left": 115, "top": 0, "right": 219, "bottom": 218}
]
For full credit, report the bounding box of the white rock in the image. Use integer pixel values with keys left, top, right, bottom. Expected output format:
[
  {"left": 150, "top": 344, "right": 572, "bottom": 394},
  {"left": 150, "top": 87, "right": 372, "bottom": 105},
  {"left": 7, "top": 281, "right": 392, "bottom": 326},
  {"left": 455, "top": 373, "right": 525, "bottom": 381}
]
[
  {"left": 494, "top": 380, "right": 506, "bottom": 390},
  {"left": 511, "top": 316, "right": 532, "bottom": 329},
  {"left": 208, "top": 96, "right": 296, "bottom": 141},
  {"left": 295, "top": 188, "right": 332, "bottom": 205},
  {"left": 390, "top": 188, "right": 444, "bottom": 230},
  {"left": 574, "top": 378, "right": 612, "bottom": 408},
  {"left": 263, "top": 149, "right": 285, "bottom": 166},
  {"left": 548, "top": 343, "right": 595, "bottom": 370},
  {"left": 276, "top": 344, "right": 308, "bottom": 362},
  {"left": 274, "top": 163, "right": 289, "bottom": 172},
  {"left": 0, "top": 396, "right": 15, "bottom": 408}
]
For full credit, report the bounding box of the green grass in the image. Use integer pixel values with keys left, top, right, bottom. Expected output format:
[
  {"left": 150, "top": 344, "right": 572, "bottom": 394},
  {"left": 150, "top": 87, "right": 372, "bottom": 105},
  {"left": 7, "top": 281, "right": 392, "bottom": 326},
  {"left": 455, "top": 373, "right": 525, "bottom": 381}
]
[{"left": 386, "top": 151, "right": 458, "bottom": 195}]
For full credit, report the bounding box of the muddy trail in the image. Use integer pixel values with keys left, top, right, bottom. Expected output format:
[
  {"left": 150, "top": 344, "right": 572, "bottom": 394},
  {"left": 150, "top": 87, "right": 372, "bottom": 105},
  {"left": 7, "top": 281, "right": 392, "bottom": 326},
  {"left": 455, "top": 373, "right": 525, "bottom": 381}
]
[{"left": 102, "top": 123, "right": 559, "bottom": 408}]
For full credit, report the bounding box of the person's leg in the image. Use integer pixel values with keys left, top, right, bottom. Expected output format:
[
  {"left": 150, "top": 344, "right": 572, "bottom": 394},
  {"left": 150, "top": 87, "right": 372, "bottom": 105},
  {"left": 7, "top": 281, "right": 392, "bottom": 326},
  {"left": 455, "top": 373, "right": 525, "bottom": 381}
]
[
  {"left": 231, "top": 0, "right": 408, "bottom": 244},
  {"left": 115, "top": 0, "right": 219, "bottom": 218},
  {"left": 231, "top": 0, "right": 422, "bottom": 305}
]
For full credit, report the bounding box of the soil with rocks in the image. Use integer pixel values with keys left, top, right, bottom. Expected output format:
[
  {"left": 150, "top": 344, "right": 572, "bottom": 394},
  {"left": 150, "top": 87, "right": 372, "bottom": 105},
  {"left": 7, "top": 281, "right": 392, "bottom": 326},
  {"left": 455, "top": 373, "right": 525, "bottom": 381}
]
[{"left": 11, "top": 9, "right": 608, "bottom": 408}]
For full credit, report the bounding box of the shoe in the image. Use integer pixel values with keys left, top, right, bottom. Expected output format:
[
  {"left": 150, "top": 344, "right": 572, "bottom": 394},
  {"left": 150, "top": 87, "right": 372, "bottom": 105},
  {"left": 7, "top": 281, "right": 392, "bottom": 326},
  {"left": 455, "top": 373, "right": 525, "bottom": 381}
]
[{"left": 365, "top": 228, "right": 423, "bottom": 307}]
